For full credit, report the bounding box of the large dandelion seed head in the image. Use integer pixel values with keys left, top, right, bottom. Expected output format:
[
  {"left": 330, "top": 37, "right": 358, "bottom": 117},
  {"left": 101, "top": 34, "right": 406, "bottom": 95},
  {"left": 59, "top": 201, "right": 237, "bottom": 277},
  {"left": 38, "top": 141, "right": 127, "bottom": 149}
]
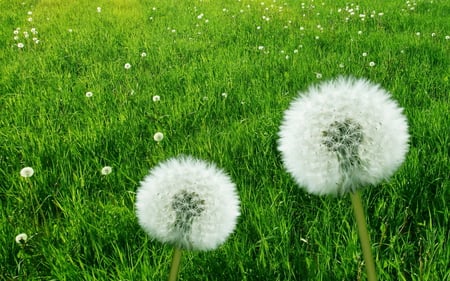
[
  {"left": 135, "top": 156, "right": 240, "bottom": 250},
  {"left": 278, "top": 76, "right": 409, "bottom": 195}
]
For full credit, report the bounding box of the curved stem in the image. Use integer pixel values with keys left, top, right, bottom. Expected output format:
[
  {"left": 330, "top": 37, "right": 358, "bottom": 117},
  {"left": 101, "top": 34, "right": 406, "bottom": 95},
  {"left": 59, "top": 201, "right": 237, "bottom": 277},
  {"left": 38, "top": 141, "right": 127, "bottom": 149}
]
[
  {"left": 350, "top": 190, "right": 377, "bottom": 281},
  {"left": 168, "top": 247, "right": 182, "bottom": 281}
]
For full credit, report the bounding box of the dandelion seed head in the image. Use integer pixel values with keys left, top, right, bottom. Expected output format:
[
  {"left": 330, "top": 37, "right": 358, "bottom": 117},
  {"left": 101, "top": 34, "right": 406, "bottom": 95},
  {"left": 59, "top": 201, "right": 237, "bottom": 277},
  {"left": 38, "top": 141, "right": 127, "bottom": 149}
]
[
  {"left": 135, "top": 156, "right": 240, "bottom": 250},
  {"left": 124, "top": 63, "right": 131, "bottom": 69},
  {"left": 17, "top": 43, "right": 24, "bottom": 48},
  {"left": 152, "top": 95, "right": 160, "bottom": 102},
  {"left": 101, "top": 166, "right": 112, "bottom": 175},
  {"left": 15, "top": 233, "right": 28, "bottom": 244},
  {"left": 85, "top": 91, "right": 93, "bottom": 97},
  {"left": 153, "top": 132, "right": 164, "bottom": 142},
  {"left": 369, "top": 61, "right": 376, "bottom": 67},
  {"left": 20, "top": 167, "right": 34, "bottom": 177},
  {"left": 278, "top": 76, "right": 409, "bottom": 195}
]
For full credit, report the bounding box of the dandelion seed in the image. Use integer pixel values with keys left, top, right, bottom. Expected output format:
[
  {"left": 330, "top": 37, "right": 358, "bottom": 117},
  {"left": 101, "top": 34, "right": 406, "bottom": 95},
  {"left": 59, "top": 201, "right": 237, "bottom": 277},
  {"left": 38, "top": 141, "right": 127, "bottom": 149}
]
[
  {"left": 20, "top": 167, "right": 34, "bottom": 177},
  {"left": 101, "top": 166, "right": 112, "bottom": 175},
  {"left": 85, "top": 91, "right": 93, "bottom": 97},
  {"left": 278, "top": 76, "right": 409, "bottom": 195},
  {"left": 153, "top": 132, "right": 164, "bottom": 142},
  {"left": 153, "top": 95, "right": 160, "bottom": 102},
  {"left": 15, "top": 233, "right": 28, "bottom": 244},
  {"left": 431, "top": 33, "right": 436, "bottom": 37},
  {"left": 135, "top": 156, "right": 240, "bottom": 250},
  {"left": 316, "top": 73, "right": 322, "bottom": 79},
  {"left": 369, "top": 61, "right": 376, "bottom": 67},
  {"left": 124, "top": 63, "right": 131, "bottom": 69}
]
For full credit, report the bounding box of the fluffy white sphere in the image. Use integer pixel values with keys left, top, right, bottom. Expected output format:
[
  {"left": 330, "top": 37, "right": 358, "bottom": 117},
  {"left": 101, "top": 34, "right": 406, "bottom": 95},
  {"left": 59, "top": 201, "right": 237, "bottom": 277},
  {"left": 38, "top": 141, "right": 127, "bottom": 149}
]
[
  {"left": 278, "top": 76, "right": 409, "bottom": 195},
  {"left": 136, "top": 156, "right": 240, "bottom": 250}
]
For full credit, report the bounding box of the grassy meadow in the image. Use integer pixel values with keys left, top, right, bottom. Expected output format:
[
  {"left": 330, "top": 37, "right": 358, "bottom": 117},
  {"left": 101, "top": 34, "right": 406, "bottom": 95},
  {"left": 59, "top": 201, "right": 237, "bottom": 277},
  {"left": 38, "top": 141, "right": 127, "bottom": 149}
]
[{"left": 1, "top": 0, "right": 449, "bottom": 280}]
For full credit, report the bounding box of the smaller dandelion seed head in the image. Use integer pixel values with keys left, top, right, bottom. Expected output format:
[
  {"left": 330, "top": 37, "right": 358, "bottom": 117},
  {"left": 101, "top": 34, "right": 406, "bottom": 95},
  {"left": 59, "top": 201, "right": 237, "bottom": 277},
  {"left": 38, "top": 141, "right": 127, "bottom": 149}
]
[
  {"left": 101, "top": 166, "right": 112, "bottom": 175},
  {"left": 85, "top": 91, "right": 93, "bottom": 97},
  {"left": 97, "top": 7, "right": 101, "bottom": 12},
  {"left": 339, "top": 63, "right": 345, "bottom": 68},
  {"left": 15, "top": 233, "right": 28, "bottom": 244},
  {"left": 316, "top": 73, "right": 323, "bottom": 79},
  {"left": 152, "top": 95, "right": 160, "bottom": 102},
  {"left": 17, "top": 43, "right": 24, "bottom": 48},
  {"left": 124, "top": 63, "right": 131, "bottom": 69},
  {"left": 153, "top": 132, "right": 164, "bottom": 142},
  {"left": 141, "top": 52, "right": 147, "bottom": 57},
  {"left": 20, "top": 167, "right": 34, "bottom": 177},
  {"left": 258, "top": 45, "right": 264, "bottom": 50},
  {"left": 369, "top": 61, "right": 376, "bottom": 67},
  {"left": 362, "top": 52, "right": 368, "bottom": 57},
  {"left": 27, "top": 18, "right": 32, "bottom": 22},
  {"left": 221, "top": 92, "right": 228, "bottom": 98},
  {"left": 445, "top": 35, "right": 450, "bottom": 40}
]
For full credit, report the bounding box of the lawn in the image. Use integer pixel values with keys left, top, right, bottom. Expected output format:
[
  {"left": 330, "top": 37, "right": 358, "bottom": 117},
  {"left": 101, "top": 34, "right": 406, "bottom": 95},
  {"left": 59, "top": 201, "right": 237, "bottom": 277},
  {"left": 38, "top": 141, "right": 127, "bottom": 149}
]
[{"left": 0, "top": 0, "right": 449, "bottom": 280}]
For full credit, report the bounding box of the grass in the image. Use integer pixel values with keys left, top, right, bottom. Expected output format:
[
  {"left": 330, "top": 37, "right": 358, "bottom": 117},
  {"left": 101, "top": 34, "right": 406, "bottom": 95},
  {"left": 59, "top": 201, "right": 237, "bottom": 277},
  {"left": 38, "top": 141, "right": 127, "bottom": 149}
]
[{"left": 1, "top": 0, "right": 449, "bottom": 280}]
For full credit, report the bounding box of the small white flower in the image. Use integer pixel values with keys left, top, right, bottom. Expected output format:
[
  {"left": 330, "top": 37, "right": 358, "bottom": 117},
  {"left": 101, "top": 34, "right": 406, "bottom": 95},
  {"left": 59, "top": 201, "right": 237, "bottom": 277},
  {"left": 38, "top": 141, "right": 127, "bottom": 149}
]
[
  {"left": 339, "top": 63, "right": 345, "bottom": 68},
  {"left": 258, "top": 46, "right": 264, "bottom": 50},
  {"left": 416, "top": 32, "right": 421, "bottom": 36},
  {"left": 369, "top": 61, "right": 376, "bottom": 67},
  {"left": 362, "top": 52, "right": 368, "bottom": 57},
  {"left": 221, "top": 92, "right": 228, "bottom": 98},
  {"left": 124, "top": 63, "right": 131, "bottom": 69},
  {"left": 97, "top": 7, "right": 102, "bottom": 13},
  {"left": 27, "top": 11, "right": 32, "bottom": 15},
  {"left": 153, "top": 132, "right": 164, "bottom": 142},
  {"left": 17, "top": 43, "right": 24, "bottom": 48},
  {"left": 101, "top": 166, "right": 112, "bottom": 175},
  {"left": 431, "top": 33, "right": 436, "bottom": 37},
  {"left": 85, "top": 91, "right": 93, "bottom": 97},
  {"left": 20, "top": 167, "right": 34, "bottom": 177},
  {"left": 13, "top": 30, "right": 19, "bottom": 35},
  {"left": 135, "top": 156, "right": 240, "bottom": 250},
  {"left": 152, "top": 95, "right": 160, "bottom": 102},
  {"left": 445, "top": 35, "right": 450, "bottom": 40},
  {"left": 278, "top": 77, "right": 409, "bottom": 195},
  {"left": 141, "top": 52, "right": 147, "bottom": 57},
  {"left": 316, "top": 73, "right": 323, "bottom": 79},
  {"left": 15, "top": 233, "right": 28, "bottom": 244},
  {"left": 27, "top": 17, "right": 32, "bottom": 22},
  {"left": 68, "top": 29, "right": 73, "bottom": 33}
]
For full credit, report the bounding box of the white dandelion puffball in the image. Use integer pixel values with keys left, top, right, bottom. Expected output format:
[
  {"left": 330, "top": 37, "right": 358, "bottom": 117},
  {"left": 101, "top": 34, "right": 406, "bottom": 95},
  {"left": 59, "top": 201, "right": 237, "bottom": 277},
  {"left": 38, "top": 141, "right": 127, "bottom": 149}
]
[
  {"left": 135, "top": 156, "right": 240, "bottom": 251},
  {"left": 153, "top": 132, "right": 164, "bottom": 142},
  {"left": 15, "top": 233, "right": 28, "bottom": 244},
  {"left": 101, "top": 166, "right": 112, "bottom": 175},
  {"left": 20, "top": 167, "right": 34, "bottom": 178},
  {"left": 278, "top": 76, "right": 409, "bottom": 195}
]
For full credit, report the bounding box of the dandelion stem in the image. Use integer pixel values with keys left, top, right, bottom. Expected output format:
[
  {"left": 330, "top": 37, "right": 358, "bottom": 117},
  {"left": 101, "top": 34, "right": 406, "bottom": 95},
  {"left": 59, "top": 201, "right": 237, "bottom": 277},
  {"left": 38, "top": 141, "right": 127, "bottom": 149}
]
[
  {"left": 350, "top": 190, "right": 377, "bottom": 281},
  {"left": 168, "top": 247, "right": 182, "bottom": 281}
]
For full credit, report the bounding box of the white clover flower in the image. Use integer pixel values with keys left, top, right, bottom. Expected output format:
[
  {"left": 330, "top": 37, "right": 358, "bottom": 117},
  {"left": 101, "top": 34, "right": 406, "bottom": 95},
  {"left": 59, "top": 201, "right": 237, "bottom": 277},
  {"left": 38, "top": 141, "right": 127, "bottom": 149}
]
[
  {"left": 85, "top": 91, "right": 93, "bottom": 97},
  {"left": 278, "top": 76, "right": 409, "bottom": 195},
  {"left": 136, "top": 156, "right": 240, "bottom": 250},
  {"left": 15, "top": 233, "right": 28, "bottom": 244},
  {"left": 101, "top": 166, "right": 112, "bottom": 175},
  {"left": 152, "top": 95, "right": 160, "bottom": 102},
  {"left": 124, "top": 63, "right": 131, "bottom": 69},
  {"left": 20, "top": 167, "right": 34, "bottom": 177},
  {"left": 153, "top": 132, "right": 164, "bottom": 142}
]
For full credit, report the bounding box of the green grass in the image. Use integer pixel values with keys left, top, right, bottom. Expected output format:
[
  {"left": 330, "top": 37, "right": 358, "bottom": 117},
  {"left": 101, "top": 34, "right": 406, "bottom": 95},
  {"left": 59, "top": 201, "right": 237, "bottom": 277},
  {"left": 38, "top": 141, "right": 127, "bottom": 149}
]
[{"left": 1, "top": 0, "right": 449, "bottom": 280}]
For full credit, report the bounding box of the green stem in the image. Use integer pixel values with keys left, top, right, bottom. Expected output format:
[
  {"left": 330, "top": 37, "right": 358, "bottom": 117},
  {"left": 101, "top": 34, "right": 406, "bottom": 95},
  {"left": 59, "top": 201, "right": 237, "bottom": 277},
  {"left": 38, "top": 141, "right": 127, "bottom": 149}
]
[
  {"left": 168, "top": 247, "right": 182, "bottom": 281},
  {"left": 350, "top": 190, "right": 377, "bottom": 281}
]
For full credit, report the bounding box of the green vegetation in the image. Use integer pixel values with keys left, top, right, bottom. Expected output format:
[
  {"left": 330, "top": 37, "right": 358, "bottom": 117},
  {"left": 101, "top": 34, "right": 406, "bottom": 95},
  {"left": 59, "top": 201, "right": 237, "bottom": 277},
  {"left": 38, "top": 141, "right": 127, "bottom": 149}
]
[{"left": 1, "top": 0, "right": 448, "bottom": 280}]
